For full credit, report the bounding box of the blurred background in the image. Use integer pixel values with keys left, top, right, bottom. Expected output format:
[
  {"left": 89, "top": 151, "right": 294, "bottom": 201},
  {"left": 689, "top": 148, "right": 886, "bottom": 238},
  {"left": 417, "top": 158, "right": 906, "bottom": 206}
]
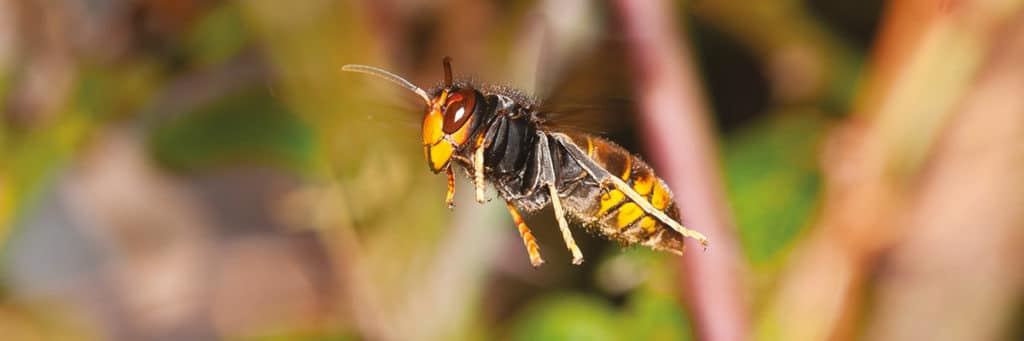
[{"left": 1, "top": 0, "right": 1023, "bottom": 340}]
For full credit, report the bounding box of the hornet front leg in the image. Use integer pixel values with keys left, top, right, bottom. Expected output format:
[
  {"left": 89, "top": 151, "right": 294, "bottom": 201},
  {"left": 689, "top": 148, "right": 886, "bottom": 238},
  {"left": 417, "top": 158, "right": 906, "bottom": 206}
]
[
  {"left": 445, "top": 167, "right": 456, "bottom": 208},
  {"left": 473, "top": 145, "right": 487, "bottom": 203}
]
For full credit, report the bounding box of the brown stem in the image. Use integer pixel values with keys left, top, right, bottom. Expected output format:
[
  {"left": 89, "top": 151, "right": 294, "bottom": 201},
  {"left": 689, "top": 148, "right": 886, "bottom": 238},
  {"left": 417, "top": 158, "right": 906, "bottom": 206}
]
[
  {"left": 760, "top": 1, "right": 1024, "bottom": 340},
  {"left": 865, "top": 11, "right": 1024, "bottom": 340},
  {"left": 614, "top": 1, "right": 750, "bottom": 340}
]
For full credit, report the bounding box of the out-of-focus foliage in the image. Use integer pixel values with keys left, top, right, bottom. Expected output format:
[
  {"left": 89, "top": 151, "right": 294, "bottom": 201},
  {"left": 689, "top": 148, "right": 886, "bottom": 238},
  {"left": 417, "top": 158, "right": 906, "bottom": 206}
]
[
  {"left": 149, "top": 91, "right": 317, "bottom": 174},
  {"left": 2, "top": 0, "right": 1022, "bottom": 340},
  {"left": 0, "top": 302, "right": 97, "bottom": 341},
  {"left": 512, "top": 251, "right": 693, "bottom": 341},
  {"left": 724, "top": 112, "right": 826, "bottom": 265},
  {"left": 511, "top": 293, "right": 621, "bottom": 341},
  {"left": 185, "top": 4, "right": 248, "bottom": 67}
]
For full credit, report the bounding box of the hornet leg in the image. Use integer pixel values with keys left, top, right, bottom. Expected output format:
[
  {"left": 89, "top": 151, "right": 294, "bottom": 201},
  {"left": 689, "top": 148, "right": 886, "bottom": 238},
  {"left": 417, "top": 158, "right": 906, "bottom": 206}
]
[
  {"left": 535, "top": 133, "right": 584, "bottom": 265},
  {"left": 506, "top": 202, "right": 544, "bottom": 267},
  {"left": 445, "top": 167, "right": 456, "bottom": 208},
  {"left": 474, "top": 140, "right": 488, "bottom": 203},
  {"left": 548, "top": 184, "right": 584, "bottom": 265}
]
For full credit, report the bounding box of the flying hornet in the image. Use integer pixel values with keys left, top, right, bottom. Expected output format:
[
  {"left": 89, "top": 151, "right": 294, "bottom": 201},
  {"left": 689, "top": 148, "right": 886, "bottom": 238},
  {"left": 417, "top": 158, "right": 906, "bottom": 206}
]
[{"left": 342, "top": 58, "right": 709, "bottom": 267}]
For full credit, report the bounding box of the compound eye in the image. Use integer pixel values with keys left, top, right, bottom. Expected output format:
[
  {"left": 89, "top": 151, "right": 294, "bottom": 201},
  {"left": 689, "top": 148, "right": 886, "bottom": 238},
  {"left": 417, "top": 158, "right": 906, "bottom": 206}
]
[{"left": 442, "top": 88, "right": 476, "bottom": 134}]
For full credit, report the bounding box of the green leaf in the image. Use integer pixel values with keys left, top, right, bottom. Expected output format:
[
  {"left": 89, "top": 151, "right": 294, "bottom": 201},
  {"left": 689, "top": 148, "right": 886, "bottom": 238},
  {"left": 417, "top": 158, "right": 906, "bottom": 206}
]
[
  {"left": 186, "top": 3, "right": 248, "bottom": 66},
  {"left": 510, "top": 293, "right": 622, "bottom": 341},
  {"left": 723, "top": 111, "right": 827, "bottom": 265},
  {"left": 148, "top": 90, "right": 316, "bottom": 174},
  {"left": 623, "top": 288, "right": 694, "bottom": 341}
]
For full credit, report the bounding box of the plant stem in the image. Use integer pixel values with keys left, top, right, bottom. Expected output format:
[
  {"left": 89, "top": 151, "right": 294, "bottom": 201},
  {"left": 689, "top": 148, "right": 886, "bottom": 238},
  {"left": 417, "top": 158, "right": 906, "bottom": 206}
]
[{"left": 615, "top": 1, "right": 750, "bottom": 339}]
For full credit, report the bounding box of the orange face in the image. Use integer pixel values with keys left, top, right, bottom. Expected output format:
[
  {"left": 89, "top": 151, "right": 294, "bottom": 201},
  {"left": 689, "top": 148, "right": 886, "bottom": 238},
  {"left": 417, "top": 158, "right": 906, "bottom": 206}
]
[{"left": 423, "top": 88, "right": 478, "bottom": 172}]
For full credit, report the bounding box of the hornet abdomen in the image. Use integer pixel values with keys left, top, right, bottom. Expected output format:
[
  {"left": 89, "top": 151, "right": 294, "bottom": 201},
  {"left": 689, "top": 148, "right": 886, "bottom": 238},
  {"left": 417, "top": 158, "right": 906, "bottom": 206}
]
[{"left": 558, "top": 133, "right": 688, "bottom": 254}]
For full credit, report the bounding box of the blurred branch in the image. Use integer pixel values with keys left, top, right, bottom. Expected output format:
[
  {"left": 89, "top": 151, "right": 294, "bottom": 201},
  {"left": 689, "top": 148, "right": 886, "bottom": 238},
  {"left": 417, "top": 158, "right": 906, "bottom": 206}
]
[
  {"left": 760, "top": 1, "right": 1024, "bottom": 340},
  {"left": 614, "top": 1, "right": 750, "bottom": 340},
  {"left": 0, "top": 1, "right": 83, "bottom": 246},
  {"left": 3, "top": 0, "right": 75, "bottom": 128},
  {"left": 865, "top": 11, "right": 1024, "bottom": 340}
]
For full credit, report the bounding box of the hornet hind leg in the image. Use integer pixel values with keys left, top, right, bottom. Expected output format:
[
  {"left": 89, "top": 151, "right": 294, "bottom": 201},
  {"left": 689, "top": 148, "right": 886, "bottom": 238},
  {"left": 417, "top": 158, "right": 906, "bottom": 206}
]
[
  {"left": 548, "top": 184, "right": 584, "bottom": 264},
  {"left": 536, "top": 133, "right": 585, "bottom": 265},
  {"left": 506, "top": 202, "right": 544, "bottom": 267}
]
